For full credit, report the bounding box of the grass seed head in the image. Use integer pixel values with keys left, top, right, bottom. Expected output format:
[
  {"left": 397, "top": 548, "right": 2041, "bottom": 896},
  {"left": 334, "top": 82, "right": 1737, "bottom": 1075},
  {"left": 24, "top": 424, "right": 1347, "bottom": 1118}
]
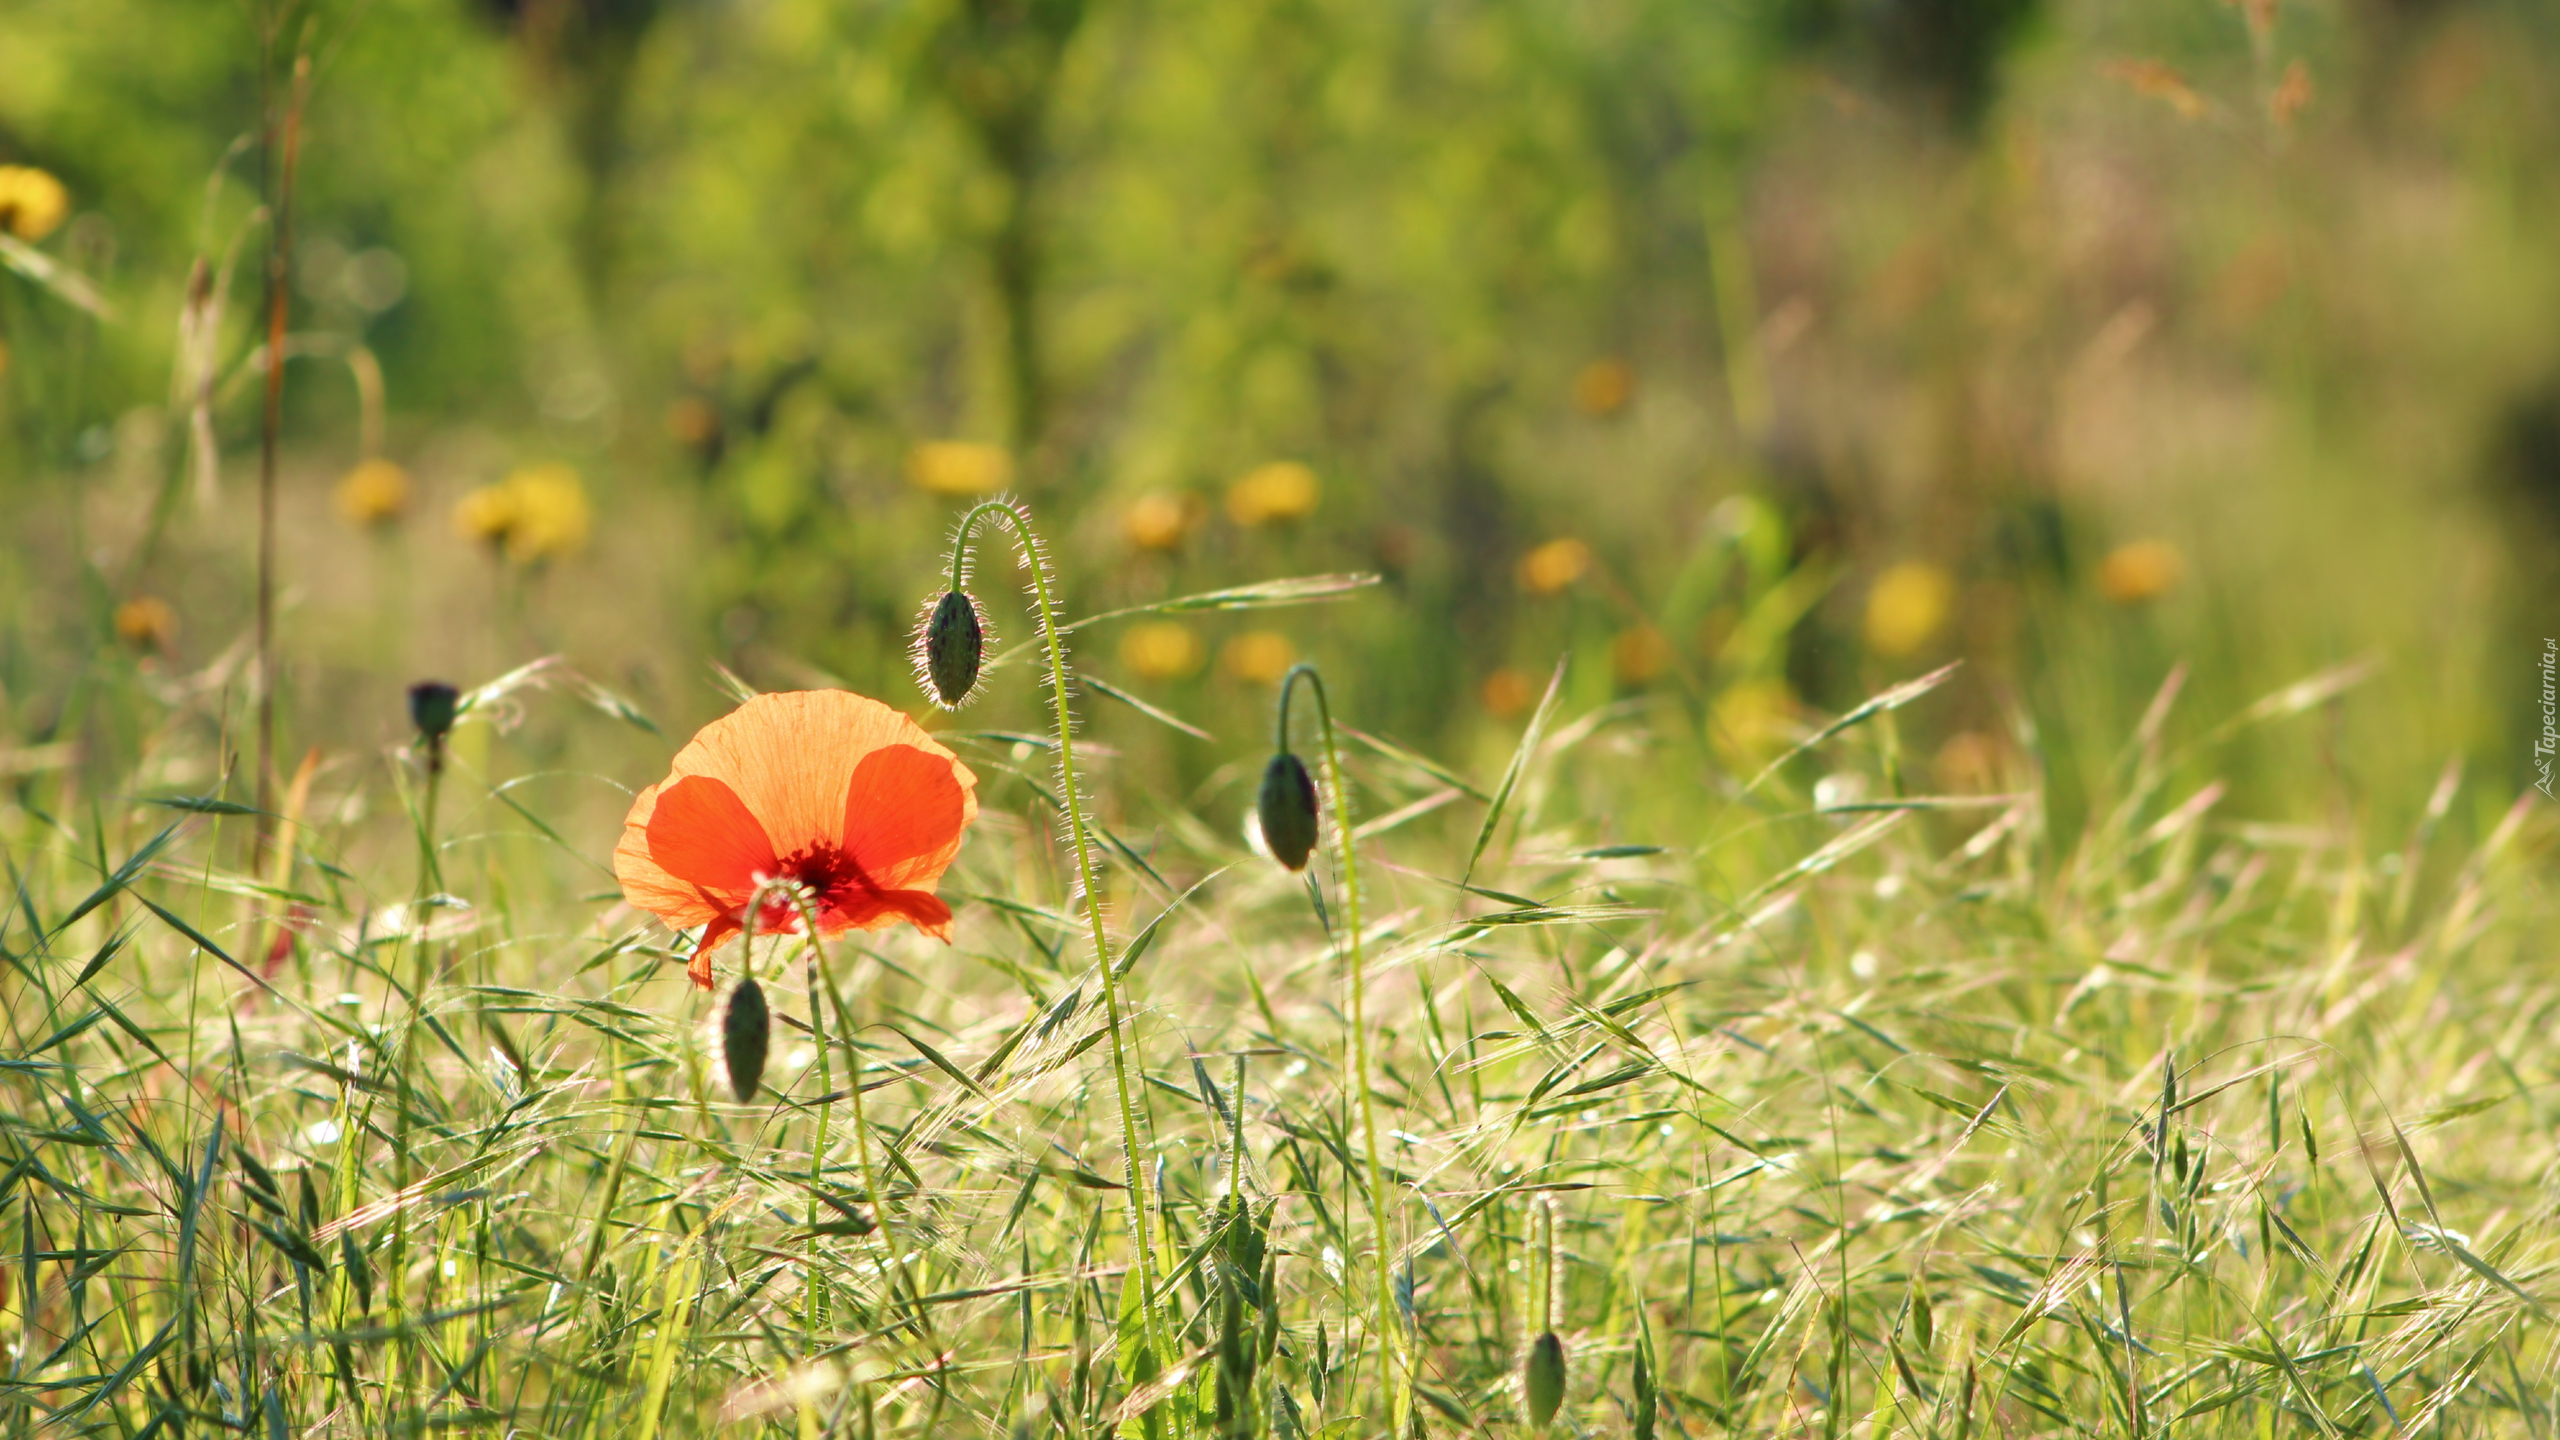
[{"left": 1256, "top": 750, "right": 1319, "bottom": 871}]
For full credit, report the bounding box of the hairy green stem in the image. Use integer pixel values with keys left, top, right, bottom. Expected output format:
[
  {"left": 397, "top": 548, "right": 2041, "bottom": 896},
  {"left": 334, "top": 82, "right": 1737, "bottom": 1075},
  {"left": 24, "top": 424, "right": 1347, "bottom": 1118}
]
[
  {"left": 1276, "top": 663, "right": 1402, "bottom": 1415},
  {"left": 947, "top": 499, "right": 1166, "bottom": 1358}
]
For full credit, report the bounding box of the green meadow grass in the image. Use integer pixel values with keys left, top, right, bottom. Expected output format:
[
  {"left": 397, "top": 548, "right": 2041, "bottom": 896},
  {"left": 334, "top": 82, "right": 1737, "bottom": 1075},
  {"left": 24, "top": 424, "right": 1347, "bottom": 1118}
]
[{"left": 4, "top": 586, "right": 2556, "bottom": 1439}]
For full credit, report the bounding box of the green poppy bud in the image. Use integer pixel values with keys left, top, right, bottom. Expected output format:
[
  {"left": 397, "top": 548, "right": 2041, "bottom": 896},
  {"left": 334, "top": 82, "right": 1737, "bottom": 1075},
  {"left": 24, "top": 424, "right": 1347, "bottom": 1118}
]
[
  {"left": 1523, "top": 1330, "right": 1566, "bottom": 1432},
  {"left": 918, "top": 589, "right": 985, "bottom": 708},
  {"left": 1256, "top": 751, "right": 1319, "bottom": 871},
  {"left": 721, "top": 977, "right": 771, "bottom": 1103},
  {"left": 408, "top": 681, "right": 460, "bottom": 741}
]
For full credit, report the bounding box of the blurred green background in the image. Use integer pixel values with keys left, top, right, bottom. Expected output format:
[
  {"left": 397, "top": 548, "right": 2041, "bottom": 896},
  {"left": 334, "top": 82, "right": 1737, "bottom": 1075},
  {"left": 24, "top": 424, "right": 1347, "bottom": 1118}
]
[{"left": 4, "top": 0, "right": 2556, "bottom": 846}]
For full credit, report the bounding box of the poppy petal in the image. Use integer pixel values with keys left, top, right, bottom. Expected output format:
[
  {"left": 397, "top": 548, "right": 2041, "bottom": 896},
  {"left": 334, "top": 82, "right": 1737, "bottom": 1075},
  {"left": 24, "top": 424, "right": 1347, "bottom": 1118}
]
[
  {"left": 842, "top": 743, "right": 973, "bottom": 889},
  {"left": 646, "top": 774, "right": 778, "bottom": 898},
  {"left": 613, "top": 783, "right": 723, "bottom": 928},
  {"left": 689, "top": 915, "right": 743, "bottom": 990},
  {"left": 837, "top": 886, "right": 955, "bottom": 941}
]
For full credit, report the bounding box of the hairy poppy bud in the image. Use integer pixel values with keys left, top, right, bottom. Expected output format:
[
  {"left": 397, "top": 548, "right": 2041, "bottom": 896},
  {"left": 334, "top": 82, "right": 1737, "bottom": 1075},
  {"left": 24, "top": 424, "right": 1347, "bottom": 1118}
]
[
  {"left": 408, "top": 681, "right": 460, "bottom": 742},
  {"left": 918, "top": 590, "right": 985, "bottom": 708},
  {"left": 720, "top": 977, "right": 771, "bottom": 1103},
  {"left": 1523, "top": 1330, "right": 1566, "bottom": 1432},
  {"left": 1256, "top": 752, "right": 1319, "bottom": 871}
]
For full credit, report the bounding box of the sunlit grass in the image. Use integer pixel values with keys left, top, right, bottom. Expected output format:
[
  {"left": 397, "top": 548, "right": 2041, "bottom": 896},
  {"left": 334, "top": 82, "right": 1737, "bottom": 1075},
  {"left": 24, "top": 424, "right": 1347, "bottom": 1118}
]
[{"left": 3, "top": 590, "right": 2554, "bottom": 1437}]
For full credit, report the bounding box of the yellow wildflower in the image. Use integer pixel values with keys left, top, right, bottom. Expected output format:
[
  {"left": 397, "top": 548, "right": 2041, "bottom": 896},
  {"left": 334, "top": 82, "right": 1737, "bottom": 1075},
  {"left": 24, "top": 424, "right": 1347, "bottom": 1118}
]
[
  {"left": 1481, "top": 668, "right": 1535, "bottom": 719},
  {"left": 1710, "top": 679, "right": 1798, "bottom": 764},
  {"left": 114, "top": 596, "right": 177, "bottom": 652},
  {"left": 2099, "top": 540, "right": 2182, "bottom": 604},
  {"left": 1935, "top": 731, "right": 2004, "bottom": 793},
  {"left": 1611, "top": 626, "right": 1673, "bottom": 686},
  {"left": 333, "top": 459, "right": 411, "bottom": 529},
  {"left": 1226, "top": 461, "right": 1320, "bottom": 526},
  {"left": 1863, "top": 563, "right": 1955, "bottom": 657},
  {"left": 1124, "top": 490, "right": 1203, "bottom": 552},
  {"left": 907, "top": 440, "right": 1012, "bottom": 496},
  {"left": 1519, "top": 538, "right": 1593, "bottom": 596},
  {"left": 1573, "top": 357, "right": 1634, "bottom": 417},
  {"left": 1120, "top": 621, "right": 1204, "bottom": 680},
  {"left": 1221, "top": 630, "right": 1296, "bottom": 685},
  {"left": 454, "top": 464, "right": 591, "bottom": 563},
  {"left": 0, "top": 167, "right": 70, "bottom": 242}
]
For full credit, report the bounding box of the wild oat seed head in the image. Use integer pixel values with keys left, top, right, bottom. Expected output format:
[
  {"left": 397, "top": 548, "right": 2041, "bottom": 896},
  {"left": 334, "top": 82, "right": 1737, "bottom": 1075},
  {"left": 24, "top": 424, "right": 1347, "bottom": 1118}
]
[{"left": 0, "top": 166, "right": 70, "bottom": 242}]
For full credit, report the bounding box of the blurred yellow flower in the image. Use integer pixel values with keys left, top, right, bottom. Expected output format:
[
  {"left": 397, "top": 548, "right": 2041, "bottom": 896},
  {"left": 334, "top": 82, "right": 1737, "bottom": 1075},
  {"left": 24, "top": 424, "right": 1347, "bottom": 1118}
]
[
  {"left": 1519, "top": 538, "right": 1593, "bottom": 596},
  {"left": 114, "top": 595, "right": 176, "bottom": 652},
  {"left": 1611, "top": 625, "right": 1673, "bottom": 686},
  {"left": 907, "top": 440, "right": 1012, "bottom": 496},
  {"left": 1481, "top": 667, "right": 1535, "bottom": 718},
  {"left": 665, "top": 396, "right": 721, "bottom": 449},
  {"left": 333, "top": 459, "right": 411, "bottom": 529},
  {"left": 1124, "top": 490, "right": 1203, "bottom": 552},
  {"left": 1935, "top": 730, "right": 2005, "bottom": 793},
  {"left": 454, "top": 464, "right": 591, "bottom": 563},
  {"left": 0, "top": 166, "right": 70, "bottom": 242},
  {"left": 1222, "top": 630, "right": 1297, "bottom": 685},
  {"left": 1120, "top": 621, "right": 1203, "bottom": 679},
  {"left": 2099, "top": 540, "right": 2182, "bottom": 604},
  {"left": 1573, "top": 357, "right": 1634, "bottom": 417},
  {"left": 1710, "top": 679, "right": 1798, "bottom": 763},
  {"left": 1864, "top": 562, "right": 1955, "bottom": 657},
  {"left": 1226, "top": 461, "right": 1320, "bottom": 526}
]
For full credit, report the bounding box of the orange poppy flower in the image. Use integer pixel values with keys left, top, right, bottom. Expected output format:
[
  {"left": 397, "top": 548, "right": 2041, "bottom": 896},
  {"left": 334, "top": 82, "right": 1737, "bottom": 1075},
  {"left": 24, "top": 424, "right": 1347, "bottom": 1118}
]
[{"left": 615, "top": 690, "right": 980, "bottom": 989}]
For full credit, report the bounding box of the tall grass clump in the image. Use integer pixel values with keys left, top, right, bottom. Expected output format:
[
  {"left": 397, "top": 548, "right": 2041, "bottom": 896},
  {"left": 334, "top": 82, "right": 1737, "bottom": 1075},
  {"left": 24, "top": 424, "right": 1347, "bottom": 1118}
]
[{"left": 4, "top": 558, "right": 2558, "bottom": 1437}]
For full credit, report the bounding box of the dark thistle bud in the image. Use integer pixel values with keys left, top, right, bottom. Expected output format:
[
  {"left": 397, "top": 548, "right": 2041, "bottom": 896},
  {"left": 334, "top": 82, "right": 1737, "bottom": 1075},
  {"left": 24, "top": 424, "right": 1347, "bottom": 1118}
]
[
  {"left": 408, "top": 681, "right": 460, "bottom": 742},
  {"left": 720, "top": 977, "right": 771, "bottom": 1103},
  {"left": 1523, "top": 1330, "right": 1566, "bottom": 1432},
  {"left": 916, "top": 590, "right": 986, "bottom": 709},
  {"left": 1256, "top": 751, "right": 1319, "bottom": 871}
]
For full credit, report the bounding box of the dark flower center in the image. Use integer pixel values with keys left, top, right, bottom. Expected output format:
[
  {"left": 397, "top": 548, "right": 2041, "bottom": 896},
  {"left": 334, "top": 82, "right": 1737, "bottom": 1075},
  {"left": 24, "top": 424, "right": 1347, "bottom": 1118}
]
[{"left": 747, "top": 841, "right": 884, "bottom": 933}]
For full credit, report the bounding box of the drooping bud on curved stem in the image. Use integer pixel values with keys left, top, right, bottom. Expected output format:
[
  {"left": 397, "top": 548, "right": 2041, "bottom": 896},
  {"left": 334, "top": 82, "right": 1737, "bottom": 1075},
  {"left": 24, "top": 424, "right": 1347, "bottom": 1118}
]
[
  {"left": 1265, "top": 662, "right": 1404, "bottom": 1421},
  {"left": 915, "top": 588, "right": 987, "bottom": 709},
  {"left": 939, "top": 497, "right": 1168, "bottom": 1363}
]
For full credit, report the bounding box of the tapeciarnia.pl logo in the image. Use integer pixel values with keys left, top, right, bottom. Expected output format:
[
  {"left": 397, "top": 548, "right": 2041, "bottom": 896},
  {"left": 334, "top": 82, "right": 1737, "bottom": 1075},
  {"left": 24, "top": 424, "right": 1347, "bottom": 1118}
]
[{"left": 2539, "top": 639, "right": 2557, "bottom": 799}]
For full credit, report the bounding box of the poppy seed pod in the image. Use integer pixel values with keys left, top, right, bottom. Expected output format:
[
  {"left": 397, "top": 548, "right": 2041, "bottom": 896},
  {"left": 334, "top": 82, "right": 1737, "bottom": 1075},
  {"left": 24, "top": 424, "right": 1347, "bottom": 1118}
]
[
  {"left": 721, "top": 977, "right": 771, "bottom": 1103},
  {"left": 408, "top": 681, "right": 460, "bottom": 742},
  {"left": 1523, "top": 1330, "right": 1566, "bottom": 1432},
  {"left": 920, "top": 590, "right": 985, "bottom": 708},
  {"left": 1256, "top": 752, "right": 1319, "bottom": 871}
]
